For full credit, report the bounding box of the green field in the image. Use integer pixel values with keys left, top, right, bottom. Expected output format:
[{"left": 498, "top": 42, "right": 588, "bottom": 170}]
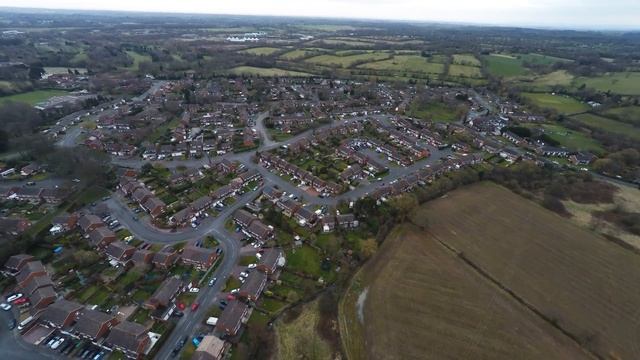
[
  {"left": 280, "top": 49, "right": 323, "bottom": 60},
  {"left": 522, "top": 92, "right": 589, "bottom": 114},
  {"left": 518, "top": 53, "right": 573, "bottom": 66},
  {"left": 0, "top": 89, "right": 69, "bottom": 105},
  {"left": 305, "top": 52, "right": 390, "bottom": 68},
  {"left": 44, "top": 67, "right": 87, "bottom": 75},
  {"left": 603, "top": 106, "right": 640, "bottom": 126},
  {"left": 574, "top": 72, "right": 640, "bottom": 95},
  {"left": 448, "top": 64, "right": 482, "bottom": 78},
  {"left": 483, "top": 54, "right": 530, "bottom": 77},
  {"left": 571, "top": 113, "right": 640, "bottom": 141},
  {"left": 294, "top": 24, "right": 357, "bottom": 32},
  {"left": 527, "top": 124, "right": 604, "bottom": 153},
  {"left": 309, "top": 38, "right": 375, "bottom": 47},
  {"left": 126, "top": 50, "right": 152, "bottom": 70},
  {"left": 409, "top": 101, "right": 463, "bottom": 123},
  {"left": 452, "top": 54, "right": 481, "bottom": 66},
  {"left": 357, "top": 55, "right": 444, "bottom": 74},
  {"left": 239, "top": 47, "right": 281, "bottom": 56},
  {"left": 526, "top": 70, "right": 575, "bottom": 89},
  {"left": 229, "top": 66, "right": 313, "bottom": 77}
]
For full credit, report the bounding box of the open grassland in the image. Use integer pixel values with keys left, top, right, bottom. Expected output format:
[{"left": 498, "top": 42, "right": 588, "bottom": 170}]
[
  {"left": 44, "top": 67, "right": 87, "bottom": 75},
  {"left": 0, "top": 89, "right": 69, "bottom": 105},
  {"left": 309, "top": 38, "right": 375, "bottom": 47},
  {"left": 305, "top": 52, "right": 390, "bottom": 68},
  {"left": 522, "top": 92, "right": 589, "bottom": 114},
  {"left": 518, "top": 53, "right": 573, "bottom": 65},
  {"left": 125, "top": 50, "right": 152, "bottom": 70},
  {"left": 239, "top": 47, "right": 281, "bottom": 56},
  {"left": 349, "top": 222, "right": 588, "bottom": 360},
  {"left": 524, "top": 70, "right": 575, "bottom": 89},
  {"left": 412, "top": 182, "right": 640, "bottom": 360},
  {"left": 357, "top": 55, "right": 444, "bottom": 74},
  {"left": 483, "top": 54, "right": 530, "bottom": 77},
  {"left": 603, "top": 106, "right": 640, "bottom": 126},
  {"left": 409, "top": 101, "right": 464, "bottom": 123},
  {"left": 276, "top": 300, "right": 333, "bottom": 360},
  {"left": 526, "top": 123, "right": 604, "bottom": 153},
  {"left": 575, "top": 72, "right": 640, "bottom": 95},
  {"left": 229, "top": 66, "right": 313, "bottom": 77},
  {"left": 571, "top": 113, "right": 640, "bottom": 141},
  {"left": 294, "top": 24, "right": 358, "bottom": 32},
  {"left": 452, "top": 54, "right": 481, "bottom": 66},
  {"left": 448, "top": 64, "right": 483, "bottom": 78},
  {"left": 280, "top": 49, "right": 324, "bottom": 60}
]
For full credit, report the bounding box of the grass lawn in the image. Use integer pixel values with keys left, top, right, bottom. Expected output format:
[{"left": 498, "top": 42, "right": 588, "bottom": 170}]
[
  {"left": 574, "top": 72, "right": 640, "bottom": 95},
  {"left": 280, "top": 49, "right": 322, "bottom": 60},
  {"left": 0, "top": 89, "right": 69, "bottom": 105},
  {"left": 239, "top": 47, "right": 281, "bottom": 56},
  {"left": 305, "top": 52, "right": 390, "bottom": 68},
  {"left": 125, "top": 50, "right": 152, "bottom": 70},
  {"left": 452, "top": 54, "right": 481, "bottom": 66},
  {"left": 130, "top": 308, "right": 150, "bottom": 324},
  {"left": 571, "top": 113, "right": 640, "bottom": 141},
  {"left": 285, "top": 245, "right": 323, "bottom": 277},
  {"left": 522, "top": 92, "right": 589, "bottom": 114},
  {"left": 357, "top": 55, "right": 444, "bottom": 74},
  {"left": 229, "top": 66, "right": 313, "bottom": 77},
  {"left": 276, "top": 300, "right": 333, "bottom": 360},
  {"left": 483, "top": 54, "right": 529, "bottom": 77},
  {"left": 527, "top": 124, "right": 604, "bottom": 153},
  {"left": 448, "top": 64, "right": 482, "bottom": 78},
  {"left": 114, "top": 270, "right": 143, "bottom": 292},
  {"left": 603, "top": 106, "right": 640, "bottom": 126},
  {"left": 517, "top": 53, "right": 573, "bottom": 66},
  {"left": 409, "top": 101, "right": 464, "bottom": 123},
  {"left": 224, "top": 276, "right": 242, "bottom": 292},
  {"left": 260, "top": 298, "right": 287, "bottom": 314},
  {"left": 525, "top": 70, "right": 575, "bottom": 89}
]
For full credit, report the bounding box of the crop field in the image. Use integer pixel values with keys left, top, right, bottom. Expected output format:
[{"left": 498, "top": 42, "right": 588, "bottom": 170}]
[
  {"left": 526, "top": 124, "right": 604, "bottom": 153},
  {"left": 239, "top": 47, "right": 281, "bottom": 56},
  {"left": 346, "top": 221, "right": 588, "bottom": 360},
  {"left": 483, "top": 54, "right": 529, "bottom": 77},
  {"left": 229, "top": 66, "right": 314, "bottom": 77},
  {"left": 411, "top": 182, "right": 640, "bottom": 360},
  {"left": 448, "top": 64, "right": 482, "bottom": 78},
  {"left": 603, "top": 106, "right": 640, "bottom": 125},
  {"left": 571, "top": 113, "right": 640, "bottom": 141},
  {"left": 0, "top": 89, "right": 69, "bottom": 105},
  {"left": 522, "top": 92, "right": 589, "bottom": 114},
  {"left": 357, "top": 55, "right": 444, "bottom": 74},
  {"left": 452, "top": 54, "right": 481, "bottom": 66},
  {"left": 574, "top": 72, "right": 640, "bottom": 95},
  {"left": 305, "top": 52, "right": 390, "bottom": 68}
]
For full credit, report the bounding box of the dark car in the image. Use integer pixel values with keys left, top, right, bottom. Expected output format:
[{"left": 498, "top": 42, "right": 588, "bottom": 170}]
[
  {"left": 7, "top": 319, "right": 16, "bottom": 330},
  {"left": 173, "top": 310, "right": 184, "bottom": 317}
]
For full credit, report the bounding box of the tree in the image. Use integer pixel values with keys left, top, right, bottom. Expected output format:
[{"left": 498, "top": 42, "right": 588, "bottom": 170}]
[
  {"left": 0, "top": 130, "right": 8, "bottom": 152},
  {"left": 390, "top": 194, "right": 418, "bottom": 222},
  {"left": 360, "top": 238, "right": 378, "bottom": 259}
]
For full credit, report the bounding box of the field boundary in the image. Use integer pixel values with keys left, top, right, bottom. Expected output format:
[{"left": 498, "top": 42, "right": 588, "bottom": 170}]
[{"left": 416, "top": 221, "right": 600, "bottom": 360}]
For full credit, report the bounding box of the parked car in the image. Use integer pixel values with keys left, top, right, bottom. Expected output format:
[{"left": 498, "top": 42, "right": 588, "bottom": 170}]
[
  {"left": 12, "top": 297, "right": 28, "bottom": 305},
  {"left": 7, "top": 319, "right": 16, "bottom": 330},
  {"left": 191, "top": 302, "right": 199, "bottom": 311},
  {"left": 239, "top": 272, "right": 248, "bottom": 278},
  {"left": 6, "top": 293, "right": 22, "bottom": 302},
  {"left": 189, "top": 287, "right": 200, "bottom": 293},
  {"left": 208, "top": 277, "right": 217, "bottom": 287},
  {"left": 173, "top": 310, "right": 184, "bottom": 317},
  {"left": 51, "top": 338, "right": 65, "bottom": 350},
  {"left": 0, "top": 303, "right": 11, "bottom": 311},
  {"left": 26, "top": 181, "right": 36, "bottom": 186},
  {"left": 248, "top": 263, "right": 257, "bottom": 269}
]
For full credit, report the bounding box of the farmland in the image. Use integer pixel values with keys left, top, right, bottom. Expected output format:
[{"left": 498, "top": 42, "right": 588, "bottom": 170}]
[
  {"left": 526, "top": 70, "right": 575, "bottom": 89},
  {"left": 483, "top": 54, "right": 529, "bottom": 77},
  {"left": 448, "top": 64, "right": 482, "bottom": 78},
  {"left": 452, "top": 54, "right": 481, "bottom": 66},
  {"left": 411, "top": 182, "right": 640, "bottom": 360},
  {"left": 521, "top": 92, "right": 589, "bottom": 114},
  {"left": 305, "top": 52, "right": 390, "bottom": 68},
  {"left": 229, "top": 66, "right": 314, "bottom": 77},
  {"left": 280, "top": 49, "right": 324, "bottom": 60},
  {"left": 574, "top": 72, "right": 640, "bottom": 95},
  {"left": 357, "top": 55, "right": 444, "bottom": 74},
  {"left": 342, "top": 221, "right": 588, "bottom": 360},
  {"left": 602, "top": 106, "right": 640, "bottom": 126},
  {"left": 239, "top": 47, "right": 281, "bottom": 56},
  {"left": 0, "top": 89, "right": 69, "bottom": 105},
  {"left": 571, "top": 113, "right": 640, "bottom": 141}
]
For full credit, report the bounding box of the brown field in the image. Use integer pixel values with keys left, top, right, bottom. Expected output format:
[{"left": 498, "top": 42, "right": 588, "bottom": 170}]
[
  {"left": 411, "top": 182, "right": 640, "bottom": 360},
  {"left": 354, "top": 223, "right": 588, "bottom": 360}
]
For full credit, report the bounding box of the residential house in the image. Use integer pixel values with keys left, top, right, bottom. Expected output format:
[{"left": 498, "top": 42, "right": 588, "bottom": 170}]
[
  {"left": 78, "top": 214, "right": 104, "bottom": 233},
  {"left": 105, "top": 241, "right": 136, "bottom": 262},
  {"left": 246, "top": 220, "right": 273, "bottom": 242},
  {"left": 30, "top": 285, "right": 56, "bottom": 310},
  {"left": 193, "top": 336, "right": 228, "bottom": 360},
  {"left": 238, "top": 271, "right": 267, "bottom": 302},
  {"left": 40, "top": 299, "right": 83, "bottom": 329},
  {"left": 570, "top": 152, "right": 597, "bottom": 165},
  {"left": 89, "top": 227, "right": 117, "bottom": 249},
  {"left": 21, "top": 273, "right": 53, "bottom": 295},
  {"left": 0, "top": 217, "right": 32, "bottom": 237},
  {"left": 132, "top": 188, "right": 153, "bottom": 205},
  {"left": 214, "top": 300, "right": 249, "bottom": 337},
  {"left": 262, "top": 187, "right": 283, "bottom": 202},
  {"left": 152, "top": 248, "right": 178, "bottom": 269},
  {"left": 257, "top": 249, "right": 284, "bottom": 275},
  {"left": 131, "top": 249, "right": 154, "bottom": 267},
  {"left": 144, "top": 276, "right": 182, "bottom": 310},
  {"left": 142, "top": 197, "right": 166, "bottom": 218},
  {"left": 233, "top": 209, "right": 257, "bottom": 228},
  {"left": 294, "top": 207, "right": 317, "bottom": 227},
  {"left": 15, "top": 261, "right": 47, "bottom": 288},
  {"left": 4, "top": 254, "right": 35, "bottom": 274},
  {"left": 51, "top": 213, "right": 79, "bottom": 232},
  {"left": 180, "top": 246, "right": 217, "bottom": 270},
  {"left": 105, "top": 321, "right": 151, "bottom": 360},
  {"left": 74, "top": 309, "right": 119, "bottom": 340}
]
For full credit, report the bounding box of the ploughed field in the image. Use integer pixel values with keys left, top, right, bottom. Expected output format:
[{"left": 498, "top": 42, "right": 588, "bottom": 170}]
[{"left": 408, "top": 182, "right": 640, "bottom": 360}]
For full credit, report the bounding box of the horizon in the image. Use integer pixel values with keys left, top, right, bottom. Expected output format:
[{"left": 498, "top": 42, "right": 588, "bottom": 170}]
[{"left": 1, "top": 1, "right": 640, "bottom": 31}]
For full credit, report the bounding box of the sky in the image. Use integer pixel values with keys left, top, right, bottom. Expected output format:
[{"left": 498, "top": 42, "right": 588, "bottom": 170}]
[{"left": 3, "top": 0, "right": 640, "bottom": 30}]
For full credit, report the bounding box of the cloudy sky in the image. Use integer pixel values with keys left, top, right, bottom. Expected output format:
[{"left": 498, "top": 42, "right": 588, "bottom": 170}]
[{"left": 3, "top": 0, "right": 640, "bottom": 30}]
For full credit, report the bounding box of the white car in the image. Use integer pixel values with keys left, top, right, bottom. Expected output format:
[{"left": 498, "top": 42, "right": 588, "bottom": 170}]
[
  {"left": 230, "top": 289, "right": 239, "bottom": 294},
  {"left": 189, "top": 287, "right": 200, "bottom": 293},
  {"left": 51, "top": 338, "right": 65, "bottom": 350},
  {"left": 47, "top": 337, "right": 58, "bottom": 347},
  {"left": 247, "top": 264, "right": 257, "bottom": 269},
  {"left": 239, "top": 272, "right": 249, "bottom": 278},
  {"left": 6, "top": 293, "right": 22, "bottom": 303},
  {"left": 0, "top": 303, "right": 11, "bottom": 311}
]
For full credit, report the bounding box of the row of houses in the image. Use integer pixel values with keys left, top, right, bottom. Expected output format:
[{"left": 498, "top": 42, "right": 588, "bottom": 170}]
[
  {"left": 214, "top": 249, "right": 285, "bottom": 338},
  {"left": 370, "top": 153, "right": 484, "bottom": 201},
  {"left": 4, "top": 187, "right": 69, "bottom": 204},
  {"left": 233, "top": 209, "right": 274, "bottom": 242},
  {"left": 259, "top": 153, "right": 342, "bottom": 195},
  {"left": 118, "top": 178, "right": 167, "bottom": 218}
]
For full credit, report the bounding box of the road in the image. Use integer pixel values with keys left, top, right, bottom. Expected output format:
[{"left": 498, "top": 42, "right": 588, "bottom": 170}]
[
  {"left": 253, "top": 111, "right": 276, "bottom": 148},
  {"left": 0, "top": 308, "right": 58, "bottom": 360}
]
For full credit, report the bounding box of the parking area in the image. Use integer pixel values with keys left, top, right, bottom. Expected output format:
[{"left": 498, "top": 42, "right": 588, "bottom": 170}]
[{"left": 32, "top": 329, "right": 111, "bottom": 359}]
